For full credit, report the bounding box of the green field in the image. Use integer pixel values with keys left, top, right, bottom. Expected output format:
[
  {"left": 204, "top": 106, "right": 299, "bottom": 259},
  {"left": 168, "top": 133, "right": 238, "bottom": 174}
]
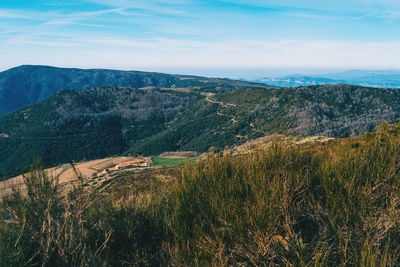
[{"left": 151, "top": 156, "right": 197, "bottom": 167}]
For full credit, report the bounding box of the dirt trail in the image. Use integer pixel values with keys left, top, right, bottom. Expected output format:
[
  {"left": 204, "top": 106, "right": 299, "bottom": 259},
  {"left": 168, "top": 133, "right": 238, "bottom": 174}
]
[
  {"left": 205, "top": 93, "right": 236, "bottom": 107},
  {"left": 205, "top": 93, "right": 237, "bottom": 123}
]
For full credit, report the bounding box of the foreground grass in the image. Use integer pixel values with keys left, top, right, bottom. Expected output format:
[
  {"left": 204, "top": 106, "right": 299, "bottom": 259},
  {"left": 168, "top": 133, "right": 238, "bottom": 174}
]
[{"left": 1, "top": 123, "right": 400, "bottom": 266}]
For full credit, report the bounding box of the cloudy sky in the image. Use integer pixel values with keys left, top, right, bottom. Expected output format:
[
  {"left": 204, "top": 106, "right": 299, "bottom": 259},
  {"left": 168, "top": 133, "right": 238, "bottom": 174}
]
[{"left": 1, "top": 0, "right": 400, "bottom": 77}]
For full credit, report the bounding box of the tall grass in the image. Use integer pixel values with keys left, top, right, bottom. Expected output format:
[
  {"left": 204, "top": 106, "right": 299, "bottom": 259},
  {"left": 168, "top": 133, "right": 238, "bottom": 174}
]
[
  {"left": 0, "top": 162, "right": 167, "bottom": 266},
  {"left": 1, "top": 123, "right": 400, "bottom": 266},
  {"left": 166, "top": 123, "right": 400, "bottom": 266}
]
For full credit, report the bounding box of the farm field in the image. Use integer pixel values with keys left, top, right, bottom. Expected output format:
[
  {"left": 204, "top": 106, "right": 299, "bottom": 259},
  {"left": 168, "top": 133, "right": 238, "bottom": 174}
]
[{"left": 151, "top": 156, "right": 198, "bottom": 167}]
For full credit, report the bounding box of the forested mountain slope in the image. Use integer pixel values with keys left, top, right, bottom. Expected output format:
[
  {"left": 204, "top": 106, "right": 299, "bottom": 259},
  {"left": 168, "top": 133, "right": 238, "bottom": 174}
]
[
  {"left": 135, "top": 84, "right": 400, "bottom": 154},
  {"left": 0, "top": 86, "right": 201, "bottom": 178}
]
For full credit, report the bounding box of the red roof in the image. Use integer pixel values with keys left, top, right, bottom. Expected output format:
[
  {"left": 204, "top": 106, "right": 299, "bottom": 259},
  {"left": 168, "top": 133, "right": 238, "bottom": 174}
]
[{"left": 119, "top": 160, "right": 144, "bottom": 166}]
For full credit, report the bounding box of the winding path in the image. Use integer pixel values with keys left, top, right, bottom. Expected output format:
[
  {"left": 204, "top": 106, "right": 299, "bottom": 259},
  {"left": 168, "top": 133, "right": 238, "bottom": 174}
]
[
  {"left": 205, "top": 93, "right": 238, "bottom": 123},
  {"left": 205, "top": 93, "right": 237, "bottom": 107}
]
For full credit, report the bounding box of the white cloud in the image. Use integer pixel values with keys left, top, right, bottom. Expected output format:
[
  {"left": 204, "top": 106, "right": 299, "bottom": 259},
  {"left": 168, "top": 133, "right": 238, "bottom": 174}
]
[
  {"left": 121, "top": 38, "right": 400, "bottom": 69},
  {"left": 0, "top": 30, "right": 17, "bottom": 35},
  {"left": 5, "top": 37, "right": 400, "bottom": 70},
  {"left": 83, "top": 0, "right": 190, "bottom": 15},
  {"left": 0, "top": 9, "right": 45, "bottom": 20},
  {"left": 0, "top": 7, "right": 127, "bottom": 23},
  {"left": 8, "top": 38, "right": 82, "bottom": 47},
  {"left": 2, "top": 1, "right": 400, "bottom": 71},
  {"left": 43, "top": 20, "right": 111, "bottom": 28},
  {"left": 68, "top": 8, "right": 127, "bottom": 18}
]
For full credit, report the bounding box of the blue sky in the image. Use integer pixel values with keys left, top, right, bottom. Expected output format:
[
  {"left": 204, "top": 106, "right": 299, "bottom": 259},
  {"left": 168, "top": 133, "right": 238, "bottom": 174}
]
[{"left": 2, "top": 0, "right": 400, "bottom": 77}]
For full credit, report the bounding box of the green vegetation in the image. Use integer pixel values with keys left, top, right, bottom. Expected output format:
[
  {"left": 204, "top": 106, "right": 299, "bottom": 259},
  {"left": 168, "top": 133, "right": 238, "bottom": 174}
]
[
  {"left": 151, "top": 156, "right": 198, "bottom": 167},
  {"left": 1, "top": 123, "right": 400, "bottom": 266}
]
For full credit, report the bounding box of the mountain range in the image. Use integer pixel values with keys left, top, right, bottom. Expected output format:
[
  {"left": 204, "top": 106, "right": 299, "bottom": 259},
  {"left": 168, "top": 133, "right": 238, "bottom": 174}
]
[
  {"left": 0, "top": 65, "right": 267, "bottom": 114},
  {"left": 253, "top": 70, "right": 400, "bottom": 88}
]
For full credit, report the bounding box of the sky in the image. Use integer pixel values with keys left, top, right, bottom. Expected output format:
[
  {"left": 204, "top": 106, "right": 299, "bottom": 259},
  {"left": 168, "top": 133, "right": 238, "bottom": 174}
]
[{"left": 2, "top": 0, "right": 400, "bottom": 78}]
